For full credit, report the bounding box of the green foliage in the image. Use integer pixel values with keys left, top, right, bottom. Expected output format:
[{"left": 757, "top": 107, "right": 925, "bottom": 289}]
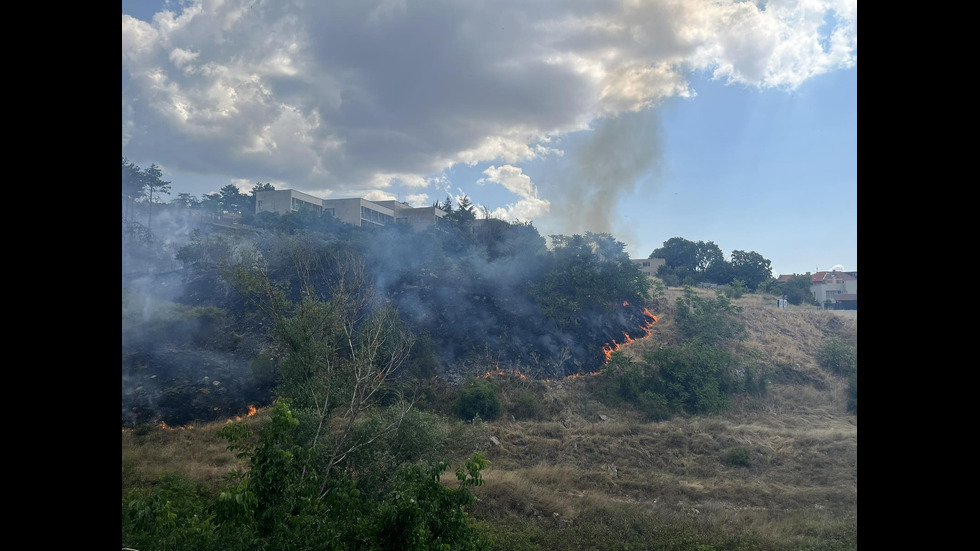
[
  {"left": 778, "top": 274, "right": 818, "bottom": 306},
  {"left": 122, "top": 473, "right": 220, "bottom": 551},
  {"left": 124, "top": 400, "right": 492, "bottom": 550},
  {"left": 509, "top": 389, "right": 546, "bottom": 420},
  {"left": 456, "top": 378, "right": 502, "bottom": 421},
  {"left": 846, "top": 371, "right": 857, "bottom": 414},
  {"left": 176, "top": 229, "right": 233, "bottom": 269},
  {"left": 723, "top": 279, "right": 747, "bottom": 299},
  {"left": 674, "top": 288, "right": 746, "bottom": 345},
  {"left": 532, "top": 232, "right": 650, "bottom": 328},
  {"left": 816, "top": 337, "right": 857, "bottom": 376},
  {"left": 604, "top": 340, "right": 748, "bottom": 419},
  {"left": 647, "top": 342, "right": 737, "bottom": 415},
  {"left": 728, "top": 250, "right": 772, "bottom": 291},
  {"left": 725, "top": 447, "right": 751, "bottom": 467}
]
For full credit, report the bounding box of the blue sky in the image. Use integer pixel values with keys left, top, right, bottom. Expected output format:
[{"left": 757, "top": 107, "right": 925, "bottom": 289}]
[{"left": 123, "top": 0, "right": 857, "bottom": 277}]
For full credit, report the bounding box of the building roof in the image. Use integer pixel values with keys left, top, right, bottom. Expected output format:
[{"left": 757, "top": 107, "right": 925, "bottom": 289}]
[{"left": 811, "top": 271, "right": 856, "bottom": 283}]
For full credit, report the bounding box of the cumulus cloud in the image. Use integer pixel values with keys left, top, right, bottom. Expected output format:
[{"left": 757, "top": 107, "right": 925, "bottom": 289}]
[
  {"left": 479, "top": 165, "right": 551, "bottom": 222},
  {"left": 123, "top": 0, "right": 856, "bottom": 205}
]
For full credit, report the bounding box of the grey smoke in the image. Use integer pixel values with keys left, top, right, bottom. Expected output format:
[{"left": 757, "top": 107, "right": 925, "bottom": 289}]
[{"left": 547, "top": 109, "right": 662, "bottom": 235}]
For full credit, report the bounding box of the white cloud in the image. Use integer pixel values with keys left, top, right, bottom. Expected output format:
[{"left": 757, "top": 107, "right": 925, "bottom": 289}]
[
  {"left": 406, "top": 193, "right": 430, "bottom": 207},
  {"left": 479, "top": 165, "right": 551, "bottom": 222},
  {"left": 123, "top": 0, "right": 857, "bottom": 196}
]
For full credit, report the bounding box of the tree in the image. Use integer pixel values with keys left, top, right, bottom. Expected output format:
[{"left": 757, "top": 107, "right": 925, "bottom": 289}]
[
  {"left": 228, "top": 244, "right": 416, "bottom": 494},
  {"left": 729, "top": 250, "right": 772, "bottom": 290},
  {"left": 122, "top": 157, "right": 146, "bottom": 225},
  {"left": 445, "top": 195, "right": 476, "bottom": 225},
  {"left": 143, "top": 163, "right": 171, "bottom": 239},
  {"left": 779, "top": 274, "right": 817, "bottom": 305},
  {"left": 533, "top": 232, "right": 651, "bottom": 328},
  {"left": 171, "top": 192, "right": 200, "bottom": 210},
  {"left": 219, "top": 184, "right": 247, "bottom": 215},
  {"left": 201, "top": 192, "right": 223, "bottom": 215},
  {"left": 694, "top": 240, "right": 725, "bottom": 275},
  {"left": 651, "top": 237, "right": 698, "bottom": 271}
]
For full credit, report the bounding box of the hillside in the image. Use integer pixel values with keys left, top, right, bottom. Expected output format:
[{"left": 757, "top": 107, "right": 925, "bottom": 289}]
[{"left": 122, "top": 288, "right": 857, "bottom": 550}]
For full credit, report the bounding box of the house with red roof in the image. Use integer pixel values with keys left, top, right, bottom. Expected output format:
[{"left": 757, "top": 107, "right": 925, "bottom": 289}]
[{"left": 776, "top": 270, "right": 857, "bottom": 309}]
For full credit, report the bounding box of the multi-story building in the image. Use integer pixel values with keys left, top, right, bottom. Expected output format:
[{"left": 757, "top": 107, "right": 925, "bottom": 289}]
[
  {"left": 631, "top": 258, "right": 666, "bottom": 277},
  {"left": 254, "top": 189, "right": 325, "bottom": 216},
  {"left": 254, "top": 189, "right": 445, "bottom": 229}
]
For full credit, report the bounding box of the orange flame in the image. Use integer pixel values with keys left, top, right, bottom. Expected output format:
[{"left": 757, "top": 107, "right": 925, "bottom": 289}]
[{"left": 602, "top": 308, "right": 658, "bottom": 363}]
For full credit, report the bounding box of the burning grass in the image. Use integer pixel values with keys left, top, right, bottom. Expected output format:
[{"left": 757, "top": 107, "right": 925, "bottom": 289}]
[{"left": 122, "top": 289, "right": 857, "bottom": 549}]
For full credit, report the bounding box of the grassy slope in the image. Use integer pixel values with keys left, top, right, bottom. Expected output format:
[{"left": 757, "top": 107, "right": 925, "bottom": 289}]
[{"left": 122, "top": 288, "right": 857, "bottom": 550}]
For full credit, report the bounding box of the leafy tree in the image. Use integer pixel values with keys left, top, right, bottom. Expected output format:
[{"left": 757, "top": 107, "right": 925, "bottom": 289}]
[
  {"left": 124, "top": 400, "right": 492, "bottom": 550},
  {"left": 729, "top": 250, "right": 772, "bottom": 290},
  {"left": 228, "top": 245, "right": 416, "bottom": 492},
  {"left": 694, "top": 240, "right": 725, "bottom": 275},
  {"left": 778, "top": 274, "right": 817, "bottom": 305},
  {"left": 652, "top": 238, "right": 733, "bottom": 285},
  {"left": 651, "top": 237, "right": 698, "bottom": 271},
  {"left": 533, "top": 232, "right": 650, "bottom": 328}
]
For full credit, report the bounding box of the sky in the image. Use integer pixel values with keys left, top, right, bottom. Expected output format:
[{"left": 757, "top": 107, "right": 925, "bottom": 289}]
[{"left": 122, "top": 0, "right": 857, "bottom": 277}]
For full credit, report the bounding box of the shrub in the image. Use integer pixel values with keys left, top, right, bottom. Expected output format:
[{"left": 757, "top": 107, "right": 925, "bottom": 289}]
[
  {"left": 722, "top": 279, "right": 747, "bottom": 299},
  {"left": 456, "top": 378, "right": 502, "bottom": 421},
  {"left": 637, "top": 391, "right": 671, "bottom": 421},
  {"left": 817, "top": 337, "right": 857, "bottom": 376},
  {"left": 647, "top": 342, "right": 737, "bottom": 415},
  {"left": 725, "top": 447, "right": 750, "bottom": 467},
  {"left": 847, "top": 371, "right": 857, "bottom": 414},
  {"left": 510, "top": 390, "right": 545, "bottom": 420},
  {"left": 674, "top": 287, "right": 746, "bottom": 345}
]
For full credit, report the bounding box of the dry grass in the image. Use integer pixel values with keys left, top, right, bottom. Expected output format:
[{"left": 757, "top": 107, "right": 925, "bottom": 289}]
[
  {"left": 122, "top": 287, "right": 857, "bottom": 548},
  {"left": 465, "top": 290, "right": 857, "bottom": 547},
  {"left": 121, "top": 410, "right": 267, "bottom": 495}
]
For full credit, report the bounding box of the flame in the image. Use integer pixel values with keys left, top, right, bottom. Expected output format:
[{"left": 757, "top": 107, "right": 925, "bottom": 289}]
[
  {"left": 247, "top": 405, "right": 257, "bottom": 416},
  {"left": 602, "top": 307, "right": 658, "bottom": 363}
]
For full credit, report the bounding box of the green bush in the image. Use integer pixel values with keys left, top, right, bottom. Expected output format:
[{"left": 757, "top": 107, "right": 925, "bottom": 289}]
[
  {"left": 647, "top": 342, "right": 737, "bottom": 415},
  {"left": 674, "top": 288, "right": 746, "bottom": 345},
  {"left": 510, "top": 390, "right": 545, "bottom": 420},
  {"left": 124, "top": 401, "right": 492, "bottom": 550},
  {"left": 722, "top": 279, "right": 747, "bottom": 299},
  {"left": 847, "top": 371, "right": 857, "bottom": 414},
  {"left": 817, "top": 337, "right": 857, "bottom": 376},
  {"left": 456, "top": 378, "right": 502, "bottom": 421},
  {"left": 725, "top": 447, "right": 750, "bottom": 467},
  {"left": 637, "top": 391, "right": 671, "bottom": 421}
]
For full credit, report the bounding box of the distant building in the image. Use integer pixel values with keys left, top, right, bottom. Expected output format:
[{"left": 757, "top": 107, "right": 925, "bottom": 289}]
[
  {"left": 254, "top": 189, "right": 324, "bottom": 216},
  {"left": 631, "top": 258, "right": 666, "bottom": 277},
  {"left": 255, "top": 189, "right": 445, "bottom": 229},
  {"left": 777, "top": 270, "right": 858, "bottom": 309}
]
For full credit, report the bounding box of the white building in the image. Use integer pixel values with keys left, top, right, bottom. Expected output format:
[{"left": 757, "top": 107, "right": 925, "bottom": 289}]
[{"left": 255, "top": 190, "right": 445, "bottom": 229}]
